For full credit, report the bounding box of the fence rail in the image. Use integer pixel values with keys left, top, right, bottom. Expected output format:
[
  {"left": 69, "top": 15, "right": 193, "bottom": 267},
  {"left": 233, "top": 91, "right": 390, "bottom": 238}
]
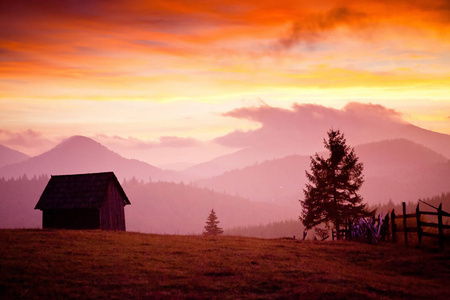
[
  {"left": 328, "top": 201, "right": 448, "bottom": 248},
  {"left": 391, "top": 202, "right": 449, "bottom": 249}
]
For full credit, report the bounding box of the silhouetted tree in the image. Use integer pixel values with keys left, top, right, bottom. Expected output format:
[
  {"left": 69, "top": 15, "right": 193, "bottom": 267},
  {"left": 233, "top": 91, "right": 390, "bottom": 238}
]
[
  {"left": 203, "top": 209, "right": 224, "bottom": 236},
  {"left": 300, "top": 129, "right": 372, "bottom": 238}
]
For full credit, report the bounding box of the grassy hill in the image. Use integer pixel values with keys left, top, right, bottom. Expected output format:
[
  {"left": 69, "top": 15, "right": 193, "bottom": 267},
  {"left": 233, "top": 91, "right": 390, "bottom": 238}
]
[{"left": 1, "top": 230, "right": 449, "bottom": 299}]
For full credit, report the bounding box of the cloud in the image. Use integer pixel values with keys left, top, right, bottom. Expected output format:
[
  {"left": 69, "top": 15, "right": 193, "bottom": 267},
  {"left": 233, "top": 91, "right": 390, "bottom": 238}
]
[
  {"left": 93, "top": 133, "right": 233, "bottom": 167},
  {"left": 3, "top": 1, "right": 447, "bottom": 51},
  {"left": 278, "top": 6, "right": 368, "bottom": 50},
  {"left": 0, "top": 129, "right": 57, "bottom": 155},
  {"left": 343, "top": 102, "right": 401, "bottom": 120},
  {"left": 272, "top": 0, "right": 450, "bottom": 51},
  {"left": 1, "top": 0, "right": 449, "bottom": 87},
  {"left": 95, "top": 134, "right": 203, "bottom": 150},
  {"left": 215, "top": 102, "right": 407, "bottom": 154},
  {"left": 159, "top": 136, "right": 202, "bottom": 147}
]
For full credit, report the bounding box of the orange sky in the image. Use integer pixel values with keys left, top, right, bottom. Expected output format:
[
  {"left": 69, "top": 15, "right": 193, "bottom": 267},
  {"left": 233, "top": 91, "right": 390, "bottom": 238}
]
[{"left": 1, "top": 0, "right": 449, "bottom": 165}]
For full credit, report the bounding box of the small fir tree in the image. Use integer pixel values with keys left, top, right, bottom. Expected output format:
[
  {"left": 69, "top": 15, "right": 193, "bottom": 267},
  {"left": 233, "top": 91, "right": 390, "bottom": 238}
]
[
  {"left": 300, "top": 129, "right": 372, "bottom": 237},
  {"left": 203, "top": 209, "right": 224, "bottom": 236}
]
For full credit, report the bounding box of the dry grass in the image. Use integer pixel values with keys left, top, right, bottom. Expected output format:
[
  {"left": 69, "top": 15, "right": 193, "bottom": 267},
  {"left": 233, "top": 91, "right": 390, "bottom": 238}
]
[{"left": 0, "top": 229, "right": 449, "bottom": 299}]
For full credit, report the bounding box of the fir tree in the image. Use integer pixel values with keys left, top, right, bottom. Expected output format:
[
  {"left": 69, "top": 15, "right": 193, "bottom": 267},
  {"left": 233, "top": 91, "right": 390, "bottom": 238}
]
[
  {"left": 300, "top": 129, "right": 372, "bottom": 236},
  {"left": 203, "top": 209, "right": 224, "bottom": 236}
]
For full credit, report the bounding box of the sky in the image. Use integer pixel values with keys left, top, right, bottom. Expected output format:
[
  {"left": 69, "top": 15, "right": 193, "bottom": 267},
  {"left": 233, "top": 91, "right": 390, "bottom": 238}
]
[{"left": 1, "top": 0, "right": 449, "bottom": 167}]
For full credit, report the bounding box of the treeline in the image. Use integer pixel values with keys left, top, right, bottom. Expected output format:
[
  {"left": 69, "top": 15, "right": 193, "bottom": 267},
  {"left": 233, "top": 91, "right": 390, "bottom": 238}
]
[
  {"left": 374, "top": 192, "right": 450, "bottom": 216},
  {"left": 226, "top": 193, "right": 450, "bottom": 240},
  {"left": 0, "top": 175, "right": 49, "bottom": 228},
  {"left": 0, "top": 175, "right": 295, "bottom": 234},
  {"left": 225, "top": 219, "right": 304, "bottom": 239},
  {"left": 1, "top": 175, "right": 448, "bottom": 235},
  {"left": 121, "top": 178, "right": 295, "bottom": 234}
]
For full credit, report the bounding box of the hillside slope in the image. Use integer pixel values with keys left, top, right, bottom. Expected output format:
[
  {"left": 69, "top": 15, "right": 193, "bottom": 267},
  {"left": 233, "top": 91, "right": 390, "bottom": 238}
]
[
  {"left": 0, "top": 145, "right": 29, "bottom": 168},
  {"left": 123, "top": 180, "right": 297, "bottom": 234}
]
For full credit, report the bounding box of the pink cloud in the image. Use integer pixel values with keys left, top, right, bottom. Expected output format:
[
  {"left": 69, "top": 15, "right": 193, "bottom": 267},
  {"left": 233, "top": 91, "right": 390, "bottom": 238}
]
[
  {"left": 95, "top": 134, "right": 203, "bottom": 150},
  {"left": 343, "top": 102, "right": 401, "bottom": 120},
  {"left": 93, "top": 134, "right": 231, "bottom": 168},
  {"left": 216, "top": 102, "right": 408, "bottom": 155},
  {"left": 0, "top": 129, "right": 57, "bottom": 156},
  {"left": 159, "top": 136, "right": 202, "bottom": 147}
]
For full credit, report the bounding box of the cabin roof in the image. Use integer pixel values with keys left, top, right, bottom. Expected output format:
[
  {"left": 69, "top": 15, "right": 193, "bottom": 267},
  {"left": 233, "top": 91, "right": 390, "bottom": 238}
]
[{"left": 35, "top": 172, "right": 130, "bottom": 210}]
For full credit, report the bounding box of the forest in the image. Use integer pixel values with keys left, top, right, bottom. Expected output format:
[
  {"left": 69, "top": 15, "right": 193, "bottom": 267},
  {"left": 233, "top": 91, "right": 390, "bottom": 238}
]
[
  {"left": 0, "top": 175, "right": 295, "bottom": 234},
  {"left": 1, "top": 175, "right": 449, "bottom": 237}
]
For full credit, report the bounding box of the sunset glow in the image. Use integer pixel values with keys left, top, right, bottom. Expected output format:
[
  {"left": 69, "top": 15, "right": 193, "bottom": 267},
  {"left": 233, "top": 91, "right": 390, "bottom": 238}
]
[{"left": 1, "top": 0, "right": 449, "bottom": 164}]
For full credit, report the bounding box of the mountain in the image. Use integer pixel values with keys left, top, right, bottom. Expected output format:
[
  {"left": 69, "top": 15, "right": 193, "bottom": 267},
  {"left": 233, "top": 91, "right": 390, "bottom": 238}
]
[
  {"left": 183, "top": 147, "right": 290, "bottom": 179},
  {"left": 0, "top": 136, "right": 182, "bottom": 181},
  {"left": 196, "top": 139, "right": 450, "bottom": 207},
  {"left": 196, "top": 155, "right": 309, "bottom": 207},
  {"left": 2, "top": 137, "right": 449, "bottom": 234},
  {"left": 185, "top": 104, "right": 450, "bottom": 178},
  {"left": 356, "top": 138, "right": 448, "bottom": 173},
  {"left": 0, "top": 145, "right": 29, "bottom": 168}
]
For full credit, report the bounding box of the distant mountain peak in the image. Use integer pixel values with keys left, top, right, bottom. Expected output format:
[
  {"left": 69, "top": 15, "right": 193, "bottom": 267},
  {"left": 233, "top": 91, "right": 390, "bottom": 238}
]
[
  {"left": 50, "top": 135, "right": 114, "bottom": 157},
  {"left": 57, "top": 135, "right": 104, "bottom": 148},
  {"left": 356, "top": 138, "right": 448, "bottom": 167},
  {"left": 0, "top": 136, "right": 183, "bottom": 182},
  {"left": 64, "top": 135, "right": 94, "bottom": 142}
]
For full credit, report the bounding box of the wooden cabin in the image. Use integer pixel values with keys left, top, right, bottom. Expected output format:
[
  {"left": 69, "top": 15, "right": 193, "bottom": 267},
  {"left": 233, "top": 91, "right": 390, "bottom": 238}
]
[{"left": 35, "top": 172, "right": 130, "bottom": 230}]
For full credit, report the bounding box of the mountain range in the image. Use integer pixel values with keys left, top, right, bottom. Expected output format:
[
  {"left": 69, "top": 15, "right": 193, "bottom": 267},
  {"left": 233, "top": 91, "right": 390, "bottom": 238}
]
[
  {"left": 0, "top": 136, "right": 182, "bottom": 182},
  {"left": 195, "top": 139, "right": 450, "bottom": 207},
  {"left": 1, "top": 118, "right": 450, "bottom": 234},
  {"left": 186, "top": 103, "right": 450, "bottom": 178},
  {"left": 1, "top": 134, "right": 450, "bottom": 209}
]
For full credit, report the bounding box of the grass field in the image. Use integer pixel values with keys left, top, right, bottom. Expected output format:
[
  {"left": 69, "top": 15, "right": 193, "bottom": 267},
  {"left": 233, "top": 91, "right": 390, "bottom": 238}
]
[{"left": 1, "top": 230, "right": 449, "bottom": 299}]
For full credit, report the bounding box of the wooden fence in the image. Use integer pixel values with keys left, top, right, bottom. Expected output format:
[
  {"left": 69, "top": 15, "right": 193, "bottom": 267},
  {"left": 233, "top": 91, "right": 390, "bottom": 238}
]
[
  {"left": 331, "top": 224, "right": 351, "bottom": 241},
  {"left": 332, "top": 214, "right": 384, "bottom": 243},
  {"left": 391, "top": 202, "right": 450, "bottom": 248},
  {"left": 329, "top": 201, "right": 449, "bottom": 248}
]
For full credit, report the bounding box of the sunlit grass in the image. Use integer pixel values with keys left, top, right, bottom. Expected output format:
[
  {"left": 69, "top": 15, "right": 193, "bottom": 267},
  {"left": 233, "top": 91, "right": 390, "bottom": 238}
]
[{"left": 0, "top": 230, "right": 449, "bottom": 299}]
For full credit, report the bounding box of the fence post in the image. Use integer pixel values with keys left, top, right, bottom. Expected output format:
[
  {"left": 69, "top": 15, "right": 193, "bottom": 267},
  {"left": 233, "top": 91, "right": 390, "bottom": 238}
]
[
  {"left": 438, "top": 203, "right": 444, "bottom": 249},
  {"left": 416, "top": 203, "right": 422, "bottom": 246},
  {"left": 385, "top": 214, "right": 390, "bottom": 241},
  {"left": 402, "top": 202, "right": 407, "bottom": 246},
  {"left": 391, "top": 210, "right": 396, "bottom": 243}
]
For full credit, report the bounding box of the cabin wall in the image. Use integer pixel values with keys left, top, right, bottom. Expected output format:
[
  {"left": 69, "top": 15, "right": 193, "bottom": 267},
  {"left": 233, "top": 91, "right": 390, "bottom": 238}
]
[
  {"left": 43, "top": 209, "right": 100, "bottom": 229},
  {"left": 99, "top": 182, "right": 126, "bottom": 231}
]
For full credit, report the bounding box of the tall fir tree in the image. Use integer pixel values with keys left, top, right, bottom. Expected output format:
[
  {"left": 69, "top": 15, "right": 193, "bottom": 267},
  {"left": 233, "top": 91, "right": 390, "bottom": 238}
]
[
  {"left": 300, "top": 129, "right": 372, "bottom": 235},
  {"left": 203, "top": 209, "right": 224, "bottom": 236}
]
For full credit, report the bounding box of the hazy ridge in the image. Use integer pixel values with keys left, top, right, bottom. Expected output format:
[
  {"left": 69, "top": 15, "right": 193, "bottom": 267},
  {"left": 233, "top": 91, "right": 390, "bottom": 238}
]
[
  {"left": 1, "top": 125, "right": 450, "bottom": 234},
  {"left": 0, "top": 136, "right": 183, "bottom": 182},
  {"left": 196, "top": 139, "right": 450, "bottom": 207},
  {"left": 0, "top": 145, "right": 29, "bottom": 168}
]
